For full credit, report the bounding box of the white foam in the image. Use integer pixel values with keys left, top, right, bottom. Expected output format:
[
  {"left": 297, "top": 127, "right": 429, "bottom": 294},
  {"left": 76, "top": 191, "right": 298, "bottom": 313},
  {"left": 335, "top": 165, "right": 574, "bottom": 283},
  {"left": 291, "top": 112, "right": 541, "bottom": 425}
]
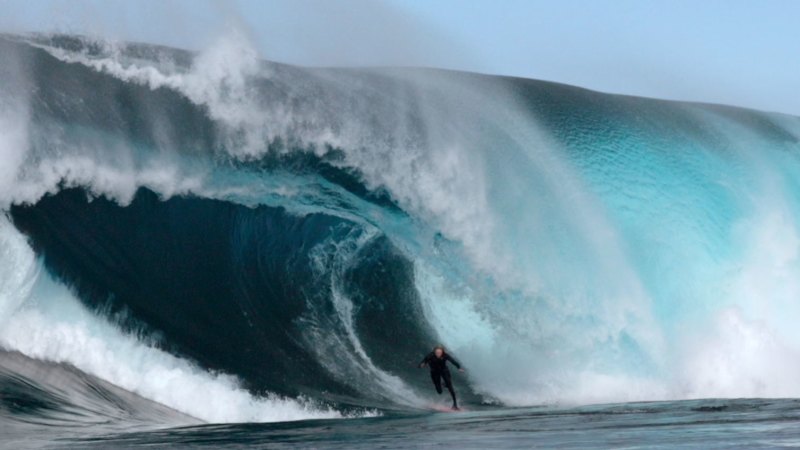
[
  {"left": 0, "top": 89, "right": 30, "bottom": 209},
  {"left": 415, "top": 261, "right": 668, "bottom": 407},
  {"left": 0, "top": 219, "right": 37, "bottom": 326},
  {"left": 682, "top": 308, "right": 800, "bottom": 398}
]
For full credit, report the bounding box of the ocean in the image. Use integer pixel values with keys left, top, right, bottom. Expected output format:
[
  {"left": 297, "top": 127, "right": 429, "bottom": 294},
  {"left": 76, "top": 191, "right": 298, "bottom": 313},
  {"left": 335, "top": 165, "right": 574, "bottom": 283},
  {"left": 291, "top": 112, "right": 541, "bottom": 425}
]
[{"left": 1, "top": 32, "right": 800, "bottom": 448}]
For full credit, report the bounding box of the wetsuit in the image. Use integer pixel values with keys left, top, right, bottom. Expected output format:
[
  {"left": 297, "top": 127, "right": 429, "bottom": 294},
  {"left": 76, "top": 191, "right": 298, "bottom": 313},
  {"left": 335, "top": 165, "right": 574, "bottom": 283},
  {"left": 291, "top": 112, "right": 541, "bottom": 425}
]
[{"left": 418, "top": 351, "right": 462, "bottom": 408}]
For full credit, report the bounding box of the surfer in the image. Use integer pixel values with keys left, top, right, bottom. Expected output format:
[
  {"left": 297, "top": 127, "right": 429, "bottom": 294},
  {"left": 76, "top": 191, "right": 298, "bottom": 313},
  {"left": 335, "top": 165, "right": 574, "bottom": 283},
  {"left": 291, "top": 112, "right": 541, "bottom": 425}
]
[{"left": 418, "top": 345, "right": 464, "bottom": 410}]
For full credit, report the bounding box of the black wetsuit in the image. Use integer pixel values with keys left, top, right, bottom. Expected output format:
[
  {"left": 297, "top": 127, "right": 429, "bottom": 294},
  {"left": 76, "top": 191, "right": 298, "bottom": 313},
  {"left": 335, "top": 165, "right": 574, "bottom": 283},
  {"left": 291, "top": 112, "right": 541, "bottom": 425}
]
[{"left": 418, "top": 352, "right": 462, "bottom": 408}]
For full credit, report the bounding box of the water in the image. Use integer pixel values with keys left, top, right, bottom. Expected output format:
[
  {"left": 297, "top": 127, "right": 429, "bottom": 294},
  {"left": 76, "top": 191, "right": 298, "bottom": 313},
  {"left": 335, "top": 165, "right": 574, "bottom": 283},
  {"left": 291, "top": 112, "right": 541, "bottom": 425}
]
[
  {"left": 8, "top": 396, "right": 800, "bottom": 448},
  {"left": 1, "top": 32, "right": 800, "bottom": 447},
  {"left": 97, "top": 401, "right": 798, "bottom": 449}
]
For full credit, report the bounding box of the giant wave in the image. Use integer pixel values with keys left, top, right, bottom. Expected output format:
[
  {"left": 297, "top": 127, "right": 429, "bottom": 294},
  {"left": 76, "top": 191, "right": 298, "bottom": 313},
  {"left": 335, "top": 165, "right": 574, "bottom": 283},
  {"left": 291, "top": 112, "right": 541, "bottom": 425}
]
[{"left": 2, "top": 31, "right": 800, "bottom": 430}]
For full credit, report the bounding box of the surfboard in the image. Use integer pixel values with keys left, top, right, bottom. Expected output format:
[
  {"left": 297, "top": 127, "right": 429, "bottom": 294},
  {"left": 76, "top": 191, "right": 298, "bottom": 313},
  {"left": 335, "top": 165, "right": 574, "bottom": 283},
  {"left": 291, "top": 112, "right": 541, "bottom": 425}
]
[{"left": 428, "top": 404, "right": 467, "bottom": 413}]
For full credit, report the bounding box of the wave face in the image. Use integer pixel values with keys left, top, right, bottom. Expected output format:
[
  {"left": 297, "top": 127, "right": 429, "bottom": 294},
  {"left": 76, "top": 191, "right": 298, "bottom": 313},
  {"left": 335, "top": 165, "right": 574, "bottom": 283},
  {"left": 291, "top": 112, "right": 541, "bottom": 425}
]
[
  {"left": 0, "top": 349, "right": 199, "bottom": 447},
  {"left": 2, "top": 32, "right": 800, "bottom": 427}
]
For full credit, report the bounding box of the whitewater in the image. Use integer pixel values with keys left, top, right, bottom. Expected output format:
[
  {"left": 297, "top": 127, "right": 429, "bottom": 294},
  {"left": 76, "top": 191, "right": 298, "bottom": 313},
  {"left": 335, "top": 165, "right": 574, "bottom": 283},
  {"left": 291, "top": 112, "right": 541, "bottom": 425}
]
[{"left": 1, "top": 31, "right": 800, "bottom": 447}]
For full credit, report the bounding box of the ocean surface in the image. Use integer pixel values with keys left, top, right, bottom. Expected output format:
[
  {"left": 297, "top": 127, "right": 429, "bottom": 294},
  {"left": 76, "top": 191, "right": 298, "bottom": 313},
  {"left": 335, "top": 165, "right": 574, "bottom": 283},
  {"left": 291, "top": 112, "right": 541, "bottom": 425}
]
[
  {"left": 1, "top": 32, "right": 800, "bottom": 448},
  {"left": 3, "top": 352, "right": 799, "bottom": 449}
]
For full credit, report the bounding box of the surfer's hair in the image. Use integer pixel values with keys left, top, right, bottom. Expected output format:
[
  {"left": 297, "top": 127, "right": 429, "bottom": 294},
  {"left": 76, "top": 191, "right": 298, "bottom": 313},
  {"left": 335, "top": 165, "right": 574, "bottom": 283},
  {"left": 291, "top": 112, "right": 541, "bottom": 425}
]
[{"left": 433, "top": 345, "right": 445, "bottom": 352}]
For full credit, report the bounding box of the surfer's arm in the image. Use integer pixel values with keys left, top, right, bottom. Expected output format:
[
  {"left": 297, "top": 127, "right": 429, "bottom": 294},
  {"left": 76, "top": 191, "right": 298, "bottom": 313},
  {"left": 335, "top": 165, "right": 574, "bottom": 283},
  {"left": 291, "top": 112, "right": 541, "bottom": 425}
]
[
  {"left": 418, "top": 353, "right": 432, "bottom": 368},
  {"left": 446, "top": 354, "right": 463, "bottom": 370}
]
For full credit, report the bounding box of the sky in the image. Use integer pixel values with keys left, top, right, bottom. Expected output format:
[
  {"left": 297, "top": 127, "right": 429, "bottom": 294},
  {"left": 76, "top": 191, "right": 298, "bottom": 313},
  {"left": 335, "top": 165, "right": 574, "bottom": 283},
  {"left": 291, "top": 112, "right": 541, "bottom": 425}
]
[{"left": 1, "top": 0, "right": 798, "bottom": 115}]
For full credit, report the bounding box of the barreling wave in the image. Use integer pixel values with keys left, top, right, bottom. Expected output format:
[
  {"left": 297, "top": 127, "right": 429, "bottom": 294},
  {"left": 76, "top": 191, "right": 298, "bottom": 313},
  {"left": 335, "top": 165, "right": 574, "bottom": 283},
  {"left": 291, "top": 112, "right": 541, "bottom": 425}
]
[{"left": 2, "top": 30, "right": 800, "bottom": 431}]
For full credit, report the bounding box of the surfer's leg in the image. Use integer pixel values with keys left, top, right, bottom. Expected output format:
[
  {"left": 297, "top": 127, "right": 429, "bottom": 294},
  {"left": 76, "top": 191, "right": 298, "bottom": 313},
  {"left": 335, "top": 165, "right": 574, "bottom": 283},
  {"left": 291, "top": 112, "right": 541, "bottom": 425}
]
[
  {"left": 430, "top": 371, "right": 443, "bottom": 394},
  {"left": 442, "top": 370, "right": 457, "bottom": 407}
]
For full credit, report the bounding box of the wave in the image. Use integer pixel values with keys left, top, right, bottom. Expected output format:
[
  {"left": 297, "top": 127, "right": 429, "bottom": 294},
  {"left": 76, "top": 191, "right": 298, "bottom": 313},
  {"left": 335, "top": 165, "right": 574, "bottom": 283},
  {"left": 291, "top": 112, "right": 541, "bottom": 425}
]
[
  {"left": 9, "top": 186, "right": 439, "bottom": 408},
  {"left": 2, "top": 31, "right": 800, "bottom": 428},
  {"left": 0, "top": 216, "right": 352, "bottom": 424}
]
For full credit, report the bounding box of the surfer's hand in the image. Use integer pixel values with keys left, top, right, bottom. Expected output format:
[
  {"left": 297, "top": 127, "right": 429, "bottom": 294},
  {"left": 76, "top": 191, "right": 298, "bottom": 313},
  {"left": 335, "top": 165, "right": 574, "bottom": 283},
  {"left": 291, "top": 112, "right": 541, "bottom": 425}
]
[{"left": 458, "top": 368, "right": 465, "bottom": 372}]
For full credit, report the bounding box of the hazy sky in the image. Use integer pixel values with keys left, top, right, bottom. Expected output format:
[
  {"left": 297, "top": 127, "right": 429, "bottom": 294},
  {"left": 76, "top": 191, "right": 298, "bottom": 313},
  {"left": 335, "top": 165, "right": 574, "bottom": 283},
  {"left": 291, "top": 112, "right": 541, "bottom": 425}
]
[{"left": 1, "top": 0, "right": 798, "bottom": 115}]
